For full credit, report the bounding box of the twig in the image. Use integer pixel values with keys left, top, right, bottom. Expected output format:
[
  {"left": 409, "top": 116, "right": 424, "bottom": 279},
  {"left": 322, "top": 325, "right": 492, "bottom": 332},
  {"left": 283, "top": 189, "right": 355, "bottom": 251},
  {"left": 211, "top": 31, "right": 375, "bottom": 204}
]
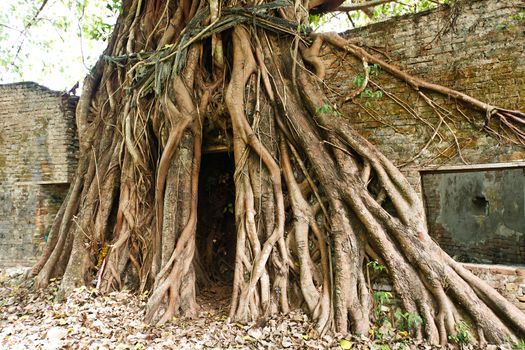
[
  {"left": 336, "top": 0, "right": 394, "bottom": 12},
  {"left": 11, "top": 0, "right": 49, "bottom": 64}
]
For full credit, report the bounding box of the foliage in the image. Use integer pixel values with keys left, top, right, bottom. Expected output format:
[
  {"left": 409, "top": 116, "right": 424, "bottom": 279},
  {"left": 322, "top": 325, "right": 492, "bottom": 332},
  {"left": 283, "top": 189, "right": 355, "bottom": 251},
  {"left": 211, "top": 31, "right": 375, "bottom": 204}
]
[
  {"left": 496, "top": 10, "right": 525, "bottom": 31},
  {"left": 223, "top": 202, "right": 234, "bottom": 214},
  {"left": 512, "top": 339, "right": 525, "bottom": 350},
  {"left": 316, "top": 103, "right": 341, "bottom": 117},
  {"left": 368, "top": 63, "right": 381, "bottom": 77},
  {"left": 352, "top": 64, "right": 382, "bottom": 100},
  {"left": 0, "top": 0, "right": 118, "bottom": 89},
  {"left": 394, "top": 311, "right": 422, "bottom": 332},
  {"left": 448, "top": 321, "right": 473, "bottom": 346},
  {"left": 372, "top": 0, "right": 452, "bottom": 20},
  {"left": 0, "top": 0, "right": 457, "bottom": 89},
  {"left": 374, "top": 291, "right": 392, "bottom": 306},
  {"left": 322, "top": 1, "right": 453, "bottom": 33},
  {"left": 367, "top": 260, "right": 387, "bottom": 273},
  {"left": 373, "top": 290, "right": 393, "bottom": 324},
  {"left": 360, "top": 89, "right": 382, "bottom": 99},
  {"left": 353, "top": 73, "right": 366, "bottom": 88},
  {"left": 308, "top": 14, "right": 323, "bottom": 28}
]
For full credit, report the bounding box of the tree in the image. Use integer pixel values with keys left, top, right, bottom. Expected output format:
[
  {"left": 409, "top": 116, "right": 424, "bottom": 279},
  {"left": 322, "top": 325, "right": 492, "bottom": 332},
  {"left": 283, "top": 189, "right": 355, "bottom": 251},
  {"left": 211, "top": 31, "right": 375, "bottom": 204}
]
[{"left": 28, "top": 0, "right": 525, "bottom": 346}]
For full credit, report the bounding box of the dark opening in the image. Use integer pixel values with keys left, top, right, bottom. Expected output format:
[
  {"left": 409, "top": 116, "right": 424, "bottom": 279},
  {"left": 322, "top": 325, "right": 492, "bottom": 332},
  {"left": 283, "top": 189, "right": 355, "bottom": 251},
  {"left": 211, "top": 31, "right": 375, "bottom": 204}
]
[
  {"left": 196, "top": 151, "right": 236, "bottom": 287},
  {"left": 472, "top": 195, "right": 489, "bottom": 216}
]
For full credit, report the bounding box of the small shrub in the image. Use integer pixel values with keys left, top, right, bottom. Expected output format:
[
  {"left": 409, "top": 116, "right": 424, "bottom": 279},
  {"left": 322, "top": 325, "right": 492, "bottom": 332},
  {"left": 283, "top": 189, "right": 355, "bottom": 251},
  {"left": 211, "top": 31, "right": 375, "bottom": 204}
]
[
  {"left": 448, "top": 321, "right": 473, "bottom": 346},
  {"left": 367, "top": 260, "right": 386, "bottom": 273},
  {"left": 315, "top": 103, "right": 341, "bottom": 117},
  {"left": 394, "top": 311, "right": 422, "bottom": 332}
]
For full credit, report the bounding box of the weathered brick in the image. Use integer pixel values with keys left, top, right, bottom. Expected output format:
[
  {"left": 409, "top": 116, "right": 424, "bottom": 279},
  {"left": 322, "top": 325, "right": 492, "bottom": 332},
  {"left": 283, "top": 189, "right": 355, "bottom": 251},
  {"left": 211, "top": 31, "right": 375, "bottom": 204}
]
[{"left": 0, "top": 82, "right": 78, "bottom": 267}]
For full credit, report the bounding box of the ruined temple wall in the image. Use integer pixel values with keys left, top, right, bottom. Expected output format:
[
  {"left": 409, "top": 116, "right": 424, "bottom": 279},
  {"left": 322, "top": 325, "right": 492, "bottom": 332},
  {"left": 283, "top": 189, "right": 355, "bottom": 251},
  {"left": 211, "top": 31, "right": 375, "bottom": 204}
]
[
  {"left": 323, "top": 0, "right": 525, "bottom": 258},
  {"left": 0, "top": 82, "right": 78, "bottom": 266}
]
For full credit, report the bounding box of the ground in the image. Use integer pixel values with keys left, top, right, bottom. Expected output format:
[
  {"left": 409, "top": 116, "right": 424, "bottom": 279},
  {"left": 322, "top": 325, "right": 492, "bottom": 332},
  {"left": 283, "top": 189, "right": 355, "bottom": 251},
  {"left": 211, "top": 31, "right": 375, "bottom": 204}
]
[{"left": 0, "top": 268, "right": 459, "bottom": 350}]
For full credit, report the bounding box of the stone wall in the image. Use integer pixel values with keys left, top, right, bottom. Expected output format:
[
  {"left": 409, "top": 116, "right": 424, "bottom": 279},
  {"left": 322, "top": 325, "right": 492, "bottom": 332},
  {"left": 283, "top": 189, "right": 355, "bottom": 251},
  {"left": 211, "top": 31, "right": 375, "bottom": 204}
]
[
  {"left": 0, "top": 82, "right": 78, "bottom": 266},
  {"left": 322, "top": 0, "right": 524, "bottom": 309}
]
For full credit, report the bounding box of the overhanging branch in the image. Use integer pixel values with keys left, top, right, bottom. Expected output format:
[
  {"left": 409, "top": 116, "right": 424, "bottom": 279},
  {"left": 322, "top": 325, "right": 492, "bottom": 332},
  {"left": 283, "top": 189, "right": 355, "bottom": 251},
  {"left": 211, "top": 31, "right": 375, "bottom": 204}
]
[{"left": 336, "top": 0, "right": 394, "bottom": 12}]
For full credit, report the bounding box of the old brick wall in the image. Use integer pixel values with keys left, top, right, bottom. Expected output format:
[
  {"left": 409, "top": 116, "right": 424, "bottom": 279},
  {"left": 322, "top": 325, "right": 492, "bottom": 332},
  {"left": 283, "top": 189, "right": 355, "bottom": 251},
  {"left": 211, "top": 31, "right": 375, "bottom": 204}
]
[
  {"left": 464, "top": 264, "right": 525, "bottom": 310},
  {"left": 326, "top": 0, "right": 525, "bottom": 264},
  {"left": 0, "top": 82, "right": 78, "bottom": 266},
  {"left": 323, "top": 0, "right": 524, "bottom": 254},
  {"left": 324, "top": 0, "right": 524, "bottom": 187}
]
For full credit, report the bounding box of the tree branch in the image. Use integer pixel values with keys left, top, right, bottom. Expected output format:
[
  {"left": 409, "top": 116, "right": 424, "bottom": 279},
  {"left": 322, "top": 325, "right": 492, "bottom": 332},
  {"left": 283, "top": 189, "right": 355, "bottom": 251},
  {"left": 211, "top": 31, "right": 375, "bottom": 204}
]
[
  {"left": 336, "top": 0, "right": 394, "bottom": 12},
  {"left": 12, "top": 0, "right": 50, "bottom": 63}
]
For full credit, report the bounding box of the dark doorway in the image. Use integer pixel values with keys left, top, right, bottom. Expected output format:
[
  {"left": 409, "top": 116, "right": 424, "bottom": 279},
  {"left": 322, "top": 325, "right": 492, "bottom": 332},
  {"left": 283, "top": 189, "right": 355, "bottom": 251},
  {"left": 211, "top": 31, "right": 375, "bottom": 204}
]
[{"left": 196, "top": 151, "right": 236, "bottom": 286}]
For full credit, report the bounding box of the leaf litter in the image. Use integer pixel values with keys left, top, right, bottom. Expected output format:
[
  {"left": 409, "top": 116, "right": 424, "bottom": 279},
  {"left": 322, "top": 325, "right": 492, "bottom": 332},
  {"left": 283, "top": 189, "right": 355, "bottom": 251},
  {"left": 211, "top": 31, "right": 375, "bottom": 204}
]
[{"left": 1, "top": 268, "right": 459, "bottom": 349}]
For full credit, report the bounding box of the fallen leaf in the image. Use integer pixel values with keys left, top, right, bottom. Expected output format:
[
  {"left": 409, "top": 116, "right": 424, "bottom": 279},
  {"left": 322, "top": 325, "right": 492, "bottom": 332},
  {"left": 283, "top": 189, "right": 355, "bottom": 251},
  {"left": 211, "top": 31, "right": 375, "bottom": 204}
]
[{"left": 340, "top": 338, "right": 353, "bottom": 349}]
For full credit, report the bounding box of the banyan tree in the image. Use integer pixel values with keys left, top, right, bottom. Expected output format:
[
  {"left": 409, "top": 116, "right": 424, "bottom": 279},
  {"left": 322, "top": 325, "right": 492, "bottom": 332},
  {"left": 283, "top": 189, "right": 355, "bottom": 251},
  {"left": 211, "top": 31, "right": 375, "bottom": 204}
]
[{"left": 29, "top": 0, "right": 525, "bottom": 345}]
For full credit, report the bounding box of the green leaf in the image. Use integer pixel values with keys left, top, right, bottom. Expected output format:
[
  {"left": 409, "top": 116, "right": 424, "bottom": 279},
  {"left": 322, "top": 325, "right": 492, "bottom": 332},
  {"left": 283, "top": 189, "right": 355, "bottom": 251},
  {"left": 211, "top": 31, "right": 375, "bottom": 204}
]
[{"left": 353, "top": 74, "right": 365, "bottom": 87}]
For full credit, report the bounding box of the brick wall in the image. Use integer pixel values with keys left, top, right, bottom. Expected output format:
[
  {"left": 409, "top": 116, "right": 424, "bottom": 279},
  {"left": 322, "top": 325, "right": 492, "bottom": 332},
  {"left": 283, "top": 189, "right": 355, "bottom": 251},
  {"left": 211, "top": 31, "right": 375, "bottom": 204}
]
[
  {"left": 325, "top": 0, "right": 524, "bottom": 190},
  {"left": 322, "top": 0, "right": 524, "bottom": 254},
  {"left": 0, "top": 82, "right": 78, "bottom": 266},
  {"left": 464, "top": 264, "right": 525, "bottom": 311},
  {"left": 325, "top": 0, "right": 525, "bottom": 264}
]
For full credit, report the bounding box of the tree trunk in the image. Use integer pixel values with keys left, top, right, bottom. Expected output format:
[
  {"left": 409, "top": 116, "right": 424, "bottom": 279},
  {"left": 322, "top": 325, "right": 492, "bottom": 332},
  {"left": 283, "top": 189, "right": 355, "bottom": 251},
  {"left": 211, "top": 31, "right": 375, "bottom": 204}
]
[{"left": 31, "top": 0, "right": 525, "bottom": 345}]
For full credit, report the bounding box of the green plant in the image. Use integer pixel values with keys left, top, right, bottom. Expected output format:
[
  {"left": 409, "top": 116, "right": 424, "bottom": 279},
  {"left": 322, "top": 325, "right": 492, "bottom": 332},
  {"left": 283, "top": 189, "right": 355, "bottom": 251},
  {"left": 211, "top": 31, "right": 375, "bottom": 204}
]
[
  {"left": 353, "top": 73, "right": 365, "bottom": 87},
  {"left": 297, "top": 23, "right": 312, "bottom": 36},
  {"left": 373, "top": 291, "right": 393, "bottom": 320},
  {"left": 316, "top": 103, "right": 341, "bottom": 117},
  {"left": 374, "top": 291, "right": 392, "bottom": 305},
  {"left": 308, "top": 14, "right": 321, "bottom": 27},
  {"left": 367, "top": 260, "right": 386, "bottom": 273},
  {"left": 368, "top": 63, "right": 381, "bottom": 77},
  {"left": 223, "top": 202, "right": 234, "bottom": 214},
  {"left": 360, "top": 89, "right": 383, "bottom": 99},
  {"left": 448, "top": 321, "right": 473, "bottom": 346},
  {"left": 352, "top": 64, "right": 380, "bottom": 88},
  {"left": 496, "top": 10, "right": 525, "bottom": 31},
  {"left": 394, "top": 311, "right": 422, "bottom": 331},
  {"left": 510, "top": 339, "right": 525, "bottom": 350}
]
